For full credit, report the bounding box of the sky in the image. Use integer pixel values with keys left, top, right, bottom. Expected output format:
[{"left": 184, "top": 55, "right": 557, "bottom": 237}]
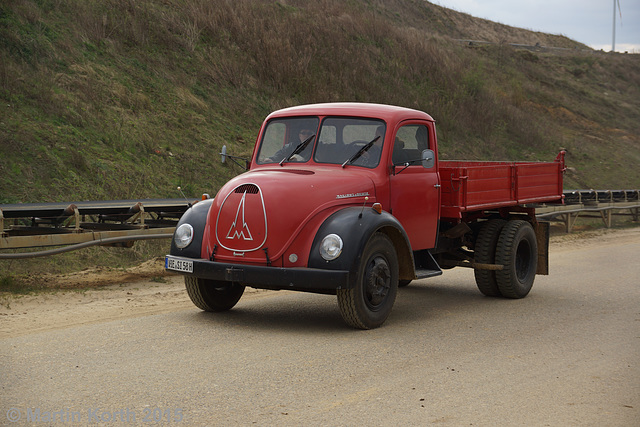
[{"left": 434, "top": 0, "right": 640, "bottom": 53}]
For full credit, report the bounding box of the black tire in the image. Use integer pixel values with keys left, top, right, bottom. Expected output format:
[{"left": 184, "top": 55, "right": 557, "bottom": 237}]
[
  {"left": 473, "top": 219, "right": 507, "bottom": 297},
  {"left": 184, "top": 276, "right": 245, "bottom": 312},
  {"left": 337, "top": 233, "right": 399, "bottom": 329},
  {"left": 495, "top": 220, "right": 538, "bottom": 299}
]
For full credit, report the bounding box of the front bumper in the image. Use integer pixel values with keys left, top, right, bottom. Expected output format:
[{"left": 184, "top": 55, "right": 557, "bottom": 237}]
[{"left": 165, "top": 255, "right": 351, "bottom": 292}]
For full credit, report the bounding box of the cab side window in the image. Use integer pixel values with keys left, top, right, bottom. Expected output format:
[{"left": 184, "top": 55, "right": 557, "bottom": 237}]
[{"left": 392, "top": 125, "right": 429, "bottom": 165}]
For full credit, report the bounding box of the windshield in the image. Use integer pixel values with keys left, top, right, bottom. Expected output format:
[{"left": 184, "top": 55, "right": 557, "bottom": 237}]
[
  {"left": 315, "top": 117, "right": 385, "bottom": 168},
  {"left": 256, "top": 117, "right": 386, "bottom": 168},
  {"left": 256, "top": 117, "right": 319, "bottom": 164}
]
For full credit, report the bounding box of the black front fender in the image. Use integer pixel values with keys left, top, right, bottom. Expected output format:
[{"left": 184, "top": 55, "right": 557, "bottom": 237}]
[
  {"left": 308, "top": 207, "right": 413, "bottom": 288},
  {"left": 169, "top": 198, "right": 214, "bottom": 258}
]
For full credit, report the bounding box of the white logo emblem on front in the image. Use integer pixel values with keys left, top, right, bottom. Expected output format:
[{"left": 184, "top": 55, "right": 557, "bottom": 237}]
[
  {"left": 226, "top": 192, "right": 253, "bottom": 241},
  {"left": 215, "top": 182, "right": 268, "bottom": 253}
]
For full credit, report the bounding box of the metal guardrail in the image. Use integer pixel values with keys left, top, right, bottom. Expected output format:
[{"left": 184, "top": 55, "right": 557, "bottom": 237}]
[
  {"left": 0, "top": 198, "right": 197, "bottom": 258},
  {"left": 534, "top": 189, "right": 640, "bottom": 232},
  {"left": 1, "top": 191, "right": 638, "bottom": 258}
]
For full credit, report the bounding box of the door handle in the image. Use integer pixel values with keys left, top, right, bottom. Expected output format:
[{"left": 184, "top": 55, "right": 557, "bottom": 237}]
[{"left": 434, "top": 184, "right": 441, "bottom": 188}]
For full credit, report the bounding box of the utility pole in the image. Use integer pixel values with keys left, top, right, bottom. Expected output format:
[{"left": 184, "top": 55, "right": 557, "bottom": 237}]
[{"left": 612, "top": 0, "right": 616, "bottom": 52}]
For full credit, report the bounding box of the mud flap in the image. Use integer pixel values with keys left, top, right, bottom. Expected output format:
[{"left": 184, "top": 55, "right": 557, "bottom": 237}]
[{"left": 535, "top": 221, "right": 550, "bottom": 275}]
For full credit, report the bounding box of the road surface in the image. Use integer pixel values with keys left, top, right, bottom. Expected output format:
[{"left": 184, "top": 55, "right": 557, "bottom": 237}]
[{"left": 1, "top": 228, "right": 639, "bottom": 426}]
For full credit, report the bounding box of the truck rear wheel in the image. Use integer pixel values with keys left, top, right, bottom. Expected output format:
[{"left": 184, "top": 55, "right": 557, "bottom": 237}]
[
  {"left": 337, "top": 233, "right": 399, "bottom": 329},
  {"left": 495, "top": 220, "right": 537, "bottom": 299},
  {"left": 185, "top": 276, "right": 245, "bottom": 312},
  {"left": 474, "top": 219, "right": 506, "bottom": 297}
]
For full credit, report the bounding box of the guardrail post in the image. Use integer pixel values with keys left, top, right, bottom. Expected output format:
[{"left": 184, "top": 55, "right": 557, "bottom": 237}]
[
  {"left": 127, "top": 202, "right": 146, "bottom": 227},
  {"left": 0, "top": 208, "right": 5, "bottom": 237},
  {"left": 600, "top": 209, "right": 612, "bottom": 228},
  {"left": 73, "top": 206, "right": 81, "bottom": 233},
  {"left": 561, "top": 212, "right": 579, "bottom": 233}
]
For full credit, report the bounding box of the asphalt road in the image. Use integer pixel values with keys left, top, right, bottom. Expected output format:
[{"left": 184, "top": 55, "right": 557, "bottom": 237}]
[{"left": 2, "top": 232, "right": 639, "bottom": 426}]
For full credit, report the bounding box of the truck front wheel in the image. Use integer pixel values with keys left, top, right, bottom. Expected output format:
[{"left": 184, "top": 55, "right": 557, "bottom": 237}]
[
  {"left": 184, "top": 276, "right": 245, "bottom": 312},
  {"left": 495, "top": 220, "right": 537, "bottom": 299},
  {"left": 337, "top": 233, "right": 399, "bottom": 329}
]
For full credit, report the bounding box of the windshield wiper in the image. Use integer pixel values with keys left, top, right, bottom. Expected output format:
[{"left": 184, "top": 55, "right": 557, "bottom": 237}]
[
  {"left": 341, "top": 136, "right": 380, "bottom": 168},
  {"left": 279, "top": 134, "right": 316, "bottom": 166}
]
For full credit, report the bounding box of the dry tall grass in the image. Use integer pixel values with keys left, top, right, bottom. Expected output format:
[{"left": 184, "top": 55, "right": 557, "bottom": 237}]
[{"left": 0, "top": 0, "right": 639, "bottom": 205}]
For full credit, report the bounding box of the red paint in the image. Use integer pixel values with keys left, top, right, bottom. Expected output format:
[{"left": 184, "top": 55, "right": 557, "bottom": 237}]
[{"left": 204, "top": 103, "right": 563, "bottom": 266}]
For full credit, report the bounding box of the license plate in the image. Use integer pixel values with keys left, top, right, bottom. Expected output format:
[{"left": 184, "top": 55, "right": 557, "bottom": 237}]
[{"left": 165, "top": 256, "right": 193, "bottom": 273}]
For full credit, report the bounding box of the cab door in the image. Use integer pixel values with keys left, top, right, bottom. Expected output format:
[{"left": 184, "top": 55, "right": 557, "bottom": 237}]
[{"left": 388, "top": 122, "right": 440, "bottom": 251}]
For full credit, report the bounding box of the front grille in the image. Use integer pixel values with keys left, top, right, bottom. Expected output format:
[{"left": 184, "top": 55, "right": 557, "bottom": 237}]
[{"left": 234, "top": 184, "right": 259, "bottom": 194}]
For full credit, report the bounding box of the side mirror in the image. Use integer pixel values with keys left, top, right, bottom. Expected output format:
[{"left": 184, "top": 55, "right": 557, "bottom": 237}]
[
  {"left": 422, "top": 149, "right": 435, "bottom": 169},
  {"left": 220, "top": 145, "right": 251, "bottom": 170}
]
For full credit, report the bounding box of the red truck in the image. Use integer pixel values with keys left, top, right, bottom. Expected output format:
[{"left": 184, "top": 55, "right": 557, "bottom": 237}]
[{"left": 166, "top": 103, "right": 565, "bottom": 329}]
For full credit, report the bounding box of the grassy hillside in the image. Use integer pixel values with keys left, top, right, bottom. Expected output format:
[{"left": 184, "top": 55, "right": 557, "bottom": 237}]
[{"left": 1, "top": 0, "right": 639, "bottom": 207}]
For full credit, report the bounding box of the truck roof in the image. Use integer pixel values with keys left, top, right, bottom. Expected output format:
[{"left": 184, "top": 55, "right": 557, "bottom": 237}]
[{"left": 266, "top": 102, "right": 435, "bottom": 123}]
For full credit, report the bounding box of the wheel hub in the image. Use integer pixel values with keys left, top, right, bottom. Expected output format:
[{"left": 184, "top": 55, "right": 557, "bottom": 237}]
[{"left": 365, "top": 256, "right": 391, "bottom": 308}]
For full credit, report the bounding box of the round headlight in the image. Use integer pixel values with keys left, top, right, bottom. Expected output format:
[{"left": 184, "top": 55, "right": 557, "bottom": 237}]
[
  {"left": 320, "top": 233, "right": 343, "bottom": 261},
  {"left": 174, "top": 223, "right": 194, "bottom": 249}
]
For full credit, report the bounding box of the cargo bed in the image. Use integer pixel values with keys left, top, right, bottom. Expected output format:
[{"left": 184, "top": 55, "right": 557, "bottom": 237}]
[{"left": 439, "top": 152, "right": 565, "bottom": 219}]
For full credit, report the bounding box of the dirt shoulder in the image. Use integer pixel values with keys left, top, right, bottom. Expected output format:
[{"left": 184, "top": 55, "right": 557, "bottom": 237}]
[
  {"left": 549, "top": 225, "right": 640, "bottom": 252},
  {"left": 0, "top": 260, "right": 270, "bottom": 339},
  {"left": 2, "top": 226, "right": 639, "bottom": 338}
]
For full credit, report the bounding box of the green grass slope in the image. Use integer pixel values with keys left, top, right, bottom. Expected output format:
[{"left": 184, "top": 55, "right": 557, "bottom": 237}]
[{"left": 1, "top": 0, "right": 639, "bottom": 206}]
